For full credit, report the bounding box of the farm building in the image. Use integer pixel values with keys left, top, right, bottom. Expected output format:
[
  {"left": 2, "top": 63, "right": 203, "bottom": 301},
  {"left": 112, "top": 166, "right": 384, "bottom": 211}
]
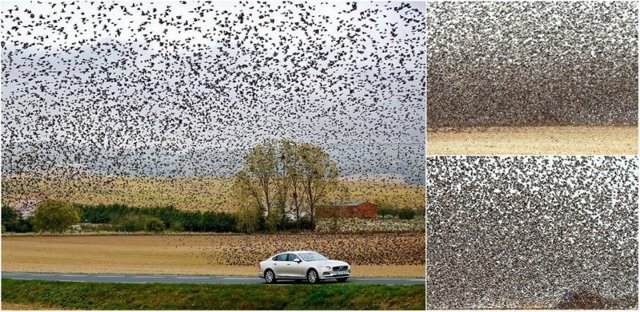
[{"left": 316, "top": 201, "right": 378, "bottom": 219}]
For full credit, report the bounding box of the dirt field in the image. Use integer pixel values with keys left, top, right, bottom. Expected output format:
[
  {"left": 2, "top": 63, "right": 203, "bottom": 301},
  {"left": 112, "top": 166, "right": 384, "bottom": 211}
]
[
  {"left": 427, "top": 126, "right": 637, "bottom": 155},
  {"left": 1, "top": 176, "right": 424, "bottom": 212},
  {"left": 2, "top": 234, "right": 424, "bottom": 278}
]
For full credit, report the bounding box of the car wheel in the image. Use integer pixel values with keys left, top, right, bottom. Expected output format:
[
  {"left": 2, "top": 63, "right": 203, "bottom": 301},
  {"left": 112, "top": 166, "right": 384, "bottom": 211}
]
[
  {"left": 307, "top": 269, "right": 319, "bottom": 284},
  {"left": 337, "top": 278, "right": 348, "bottom": 283},
  {"left": 264, "top": 269, "right": 276, "bottom": 284}
]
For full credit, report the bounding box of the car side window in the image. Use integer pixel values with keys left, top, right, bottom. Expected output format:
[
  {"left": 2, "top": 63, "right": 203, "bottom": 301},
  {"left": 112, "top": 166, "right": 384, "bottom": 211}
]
[
  {"left": 287, "top": 253, "right": 299, "bottom": 262},
  {"left": 274, "top": 254, "right": 286, "bottom": 261}
]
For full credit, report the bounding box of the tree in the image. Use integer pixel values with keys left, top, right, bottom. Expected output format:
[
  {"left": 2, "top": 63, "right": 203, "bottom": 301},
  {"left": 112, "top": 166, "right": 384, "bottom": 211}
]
[
  {"left": 233, "top": 140, "right": 339, "bottom": 230},
  {"left": 298, "top": 143, "right": 339, "bottom": 227},
  {"left": 242, "top": 140, "right": 278, "bottom": 216},
  {"left": 2, "top": 205, "right": 21, "bottom": 232},
  {"left": 232, "top": 171, "right": 262, "bottom": 233},
  {"left": 33, "top": 200, "right": 80, "bottom": 233},
  {"left": 2, "top": 205, "right": 33, "bottom": 233},
  {"left": 286, "top": 142, "right": 307, "bottom": 226}
]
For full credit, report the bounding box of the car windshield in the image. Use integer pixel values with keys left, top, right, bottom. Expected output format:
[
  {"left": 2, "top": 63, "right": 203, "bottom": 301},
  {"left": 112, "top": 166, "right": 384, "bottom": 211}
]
[{"left": 297, "top": 252, "right": 328, "bottom": 261}]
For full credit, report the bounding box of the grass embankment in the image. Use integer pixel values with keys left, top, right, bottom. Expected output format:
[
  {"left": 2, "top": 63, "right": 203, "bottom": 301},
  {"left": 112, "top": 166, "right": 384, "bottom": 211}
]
[
  {"left": 2, "top": 176, "right": 424, "bottom": 212},
  {"left": 1, "top": 279, "right": 425, "bottom": 310}
]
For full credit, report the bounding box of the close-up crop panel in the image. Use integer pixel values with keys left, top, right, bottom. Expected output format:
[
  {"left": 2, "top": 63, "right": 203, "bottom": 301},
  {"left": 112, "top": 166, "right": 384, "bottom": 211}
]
[
  {"left": 426, "top": 156, "right": 638, "bottom": 309},
  {"left": 427, "top": 1, "right": 638, "bottom": 155}
]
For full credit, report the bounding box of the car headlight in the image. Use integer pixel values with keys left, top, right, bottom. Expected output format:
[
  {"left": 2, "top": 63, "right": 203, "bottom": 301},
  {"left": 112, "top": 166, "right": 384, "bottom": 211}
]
[{"left": 322, "top": 266, "right": 332, "bottom": 271}]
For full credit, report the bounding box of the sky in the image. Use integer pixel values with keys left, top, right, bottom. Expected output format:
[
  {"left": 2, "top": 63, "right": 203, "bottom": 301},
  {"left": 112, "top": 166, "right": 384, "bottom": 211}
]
[{"left": 1, "top": 0, "right": 426, "bottom": 181}]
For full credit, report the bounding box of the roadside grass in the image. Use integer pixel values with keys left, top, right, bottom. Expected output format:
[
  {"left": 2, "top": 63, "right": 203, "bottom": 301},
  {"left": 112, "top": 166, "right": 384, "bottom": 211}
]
[{"left": 1, "top": 279, "right": 425, "bottom": 310}]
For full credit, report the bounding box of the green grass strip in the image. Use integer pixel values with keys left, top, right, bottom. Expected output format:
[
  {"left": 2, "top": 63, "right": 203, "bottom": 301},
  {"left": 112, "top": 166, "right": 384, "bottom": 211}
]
[{"left": 1, "top": 279, "right": 425, "bottom": 310}]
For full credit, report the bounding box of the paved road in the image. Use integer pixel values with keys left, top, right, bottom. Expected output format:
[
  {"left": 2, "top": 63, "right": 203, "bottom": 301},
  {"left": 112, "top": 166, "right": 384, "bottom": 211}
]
[{"left": 2, "top": 272, "right": 424, "bottom": 285}]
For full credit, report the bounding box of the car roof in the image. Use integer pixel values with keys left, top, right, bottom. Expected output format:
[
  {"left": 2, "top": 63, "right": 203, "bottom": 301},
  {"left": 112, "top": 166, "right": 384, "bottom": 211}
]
[{"left": 276, "top": 250, "right": 315, "bottom": 255}]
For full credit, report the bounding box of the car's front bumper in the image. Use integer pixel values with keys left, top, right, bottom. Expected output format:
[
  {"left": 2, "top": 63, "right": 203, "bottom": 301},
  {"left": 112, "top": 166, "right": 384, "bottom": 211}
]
[{"left": 319, "top": 270, "right": 351, "bottom": 280}]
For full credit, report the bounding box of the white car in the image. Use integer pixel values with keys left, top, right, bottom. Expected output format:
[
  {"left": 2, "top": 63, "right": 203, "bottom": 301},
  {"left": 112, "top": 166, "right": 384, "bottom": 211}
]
[{"left": 258, "top": 250, "right": 351, "bottom": 284}]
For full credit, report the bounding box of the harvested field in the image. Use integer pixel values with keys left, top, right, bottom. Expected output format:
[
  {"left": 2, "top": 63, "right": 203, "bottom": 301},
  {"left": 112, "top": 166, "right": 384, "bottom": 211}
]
[
  {"left": 2, "top": 234, "right": 424, "bottom": 278},
  {"left": 428, "top": 126, "right": 638, "bottom": 155},
  {"left": 315, "top": 218, "right": 424, "bottom": 233},
  {"left": 198, "top": 233, "right": 423, "bottom": 266},
  {"left": 1, "top": 176, "right": 424, "bottom": 212}
]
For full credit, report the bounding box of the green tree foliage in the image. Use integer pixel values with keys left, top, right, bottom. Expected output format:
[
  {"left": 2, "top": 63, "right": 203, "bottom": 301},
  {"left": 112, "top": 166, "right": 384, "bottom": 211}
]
[
  {"left": 234, "top": 140, "right": 339, "bottom": 230},
  {"left": 33, "top": 200, "right": 80, "bottom": 233},
  {"left": 374, "top": 200, "right": 396, "bottom": 218},
  {"left": 114, "top": 215, "right": 165, "bottom": 232},
  {"left": 1, "top": 205, "right": 33, "bottom": 233},
  {"left": 77, "top": 204, "right": 236, "bottom": 232}
]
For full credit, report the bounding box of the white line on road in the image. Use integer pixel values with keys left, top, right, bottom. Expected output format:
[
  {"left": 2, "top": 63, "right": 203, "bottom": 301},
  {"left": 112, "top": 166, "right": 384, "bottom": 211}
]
[
  {"left": 31, "top": 273, "right": 54, "bottom": 276},
  {"left": 61, "top": 274, "right": 87, "bottom": 277},
  {"left": 97, "top": 275, "right": 124, "bottom": 278},
  {"left": 223, "top": 277, "right": 259, "bottom": 280}
]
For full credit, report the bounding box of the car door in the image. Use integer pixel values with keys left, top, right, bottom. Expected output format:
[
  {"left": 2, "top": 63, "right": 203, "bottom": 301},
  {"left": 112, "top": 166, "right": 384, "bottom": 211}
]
[
  {"left": 278, "top": 253, "right": 298, "bottom": 278},
  {"left": 272, "top": 254, "right": 288, "bottom": 277},
  {"left": 287, "top": 253, "right": 306, "bottom": 279}
]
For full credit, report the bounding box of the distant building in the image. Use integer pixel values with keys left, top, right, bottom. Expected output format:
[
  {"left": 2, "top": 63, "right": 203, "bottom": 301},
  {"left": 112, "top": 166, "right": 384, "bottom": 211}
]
[
  {"left": 11, "top": 200, "right": 41, "bottom": 217},
  {"left": 284, "top": 210, "right": 308, "bottom": 221},
  {"left": 316, "top": 201, "right": 378, "bottom": 219}
]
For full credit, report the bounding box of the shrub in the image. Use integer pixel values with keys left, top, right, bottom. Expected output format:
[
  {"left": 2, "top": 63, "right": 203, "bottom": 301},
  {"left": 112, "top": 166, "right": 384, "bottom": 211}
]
[
  {"left": 397, "top": 208, "right": 416, "bottom": 220},
  {"left": 374, "top": 200, "right": 395, "bottom": 218},
  {"left": 77, "top": 204, "right": 236, "bottom": 233},
  {"left": 113, "top": 215, "right": 147, "bottom": 232},
  {"left": 200, "top": 211, "right": 236, "bottom": 232},
  {"left": 378, "top": 207, "right": 396, "bottom": 218},
  {"left": 264, "top": 213, "right": 281, "bottom": 232},
  {"left": 235, "top": 204, "right": 260, "bottom": 233},
  {"left": 145, "top": 216, "right": 166, "bottom": 233},
  {"left": 113, "top": 215, "right": 166, "bottom": 232},
  {"left": 33, "top": 200, "right": 80, "bottom": 233},
  {"left": 169, "top": 221, "right": 184, "bottom": 232}
]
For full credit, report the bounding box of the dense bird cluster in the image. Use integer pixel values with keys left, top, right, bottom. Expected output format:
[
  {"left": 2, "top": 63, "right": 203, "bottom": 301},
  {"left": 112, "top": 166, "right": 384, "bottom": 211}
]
[
  {"left": 192, "top": 232, "right": 424, "bottom": 266},
  {"left": 426, "top": 156, "right": 638, "bottom": 309},
  {"left": 427, "top": 1, "right": 638, "bottom": 129},
  {"left": 2, "top": 0, "right": 425, "bottom": 194}
]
